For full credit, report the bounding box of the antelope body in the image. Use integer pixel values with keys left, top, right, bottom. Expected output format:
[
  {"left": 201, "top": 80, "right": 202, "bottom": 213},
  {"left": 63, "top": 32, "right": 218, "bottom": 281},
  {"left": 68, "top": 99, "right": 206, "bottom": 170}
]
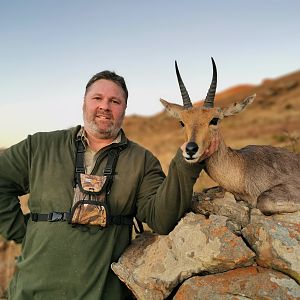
[{"left": 161, "top": 58, "right": 300, "bottom": 214}]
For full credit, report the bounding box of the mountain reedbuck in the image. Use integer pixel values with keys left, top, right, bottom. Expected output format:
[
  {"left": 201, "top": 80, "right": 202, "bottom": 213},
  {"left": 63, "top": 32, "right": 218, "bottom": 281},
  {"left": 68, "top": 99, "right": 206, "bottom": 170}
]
[{"left": 160, "top": 58, "right": 300, "bottom": 215}]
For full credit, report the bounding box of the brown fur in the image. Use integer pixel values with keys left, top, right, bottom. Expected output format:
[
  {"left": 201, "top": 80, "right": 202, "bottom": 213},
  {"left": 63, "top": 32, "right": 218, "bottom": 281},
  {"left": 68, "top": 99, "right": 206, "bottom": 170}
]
[{"left": 161, "top": 96, "right": 300, "bottom": 214}]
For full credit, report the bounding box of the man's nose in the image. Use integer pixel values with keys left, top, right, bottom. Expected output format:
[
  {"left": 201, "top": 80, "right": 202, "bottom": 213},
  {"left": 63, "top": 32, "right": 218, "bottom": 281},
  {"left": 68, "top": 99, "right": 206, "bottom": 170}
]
[{"left": 97, "top": 99, "right": 110, "bottom": 110}]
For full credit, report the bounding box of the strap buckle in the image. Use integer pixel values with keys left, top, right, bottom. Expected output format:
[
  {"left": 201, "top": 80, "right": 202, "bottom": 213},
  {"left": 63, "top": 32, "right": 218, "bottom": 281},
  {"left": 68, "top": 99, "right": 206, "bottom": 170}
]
[
  {"left": 30, "top": 213, "right": 38, "bottom": 222},
  {"left": 103, "top": 167, "right": 113, "bottom": 176},
  {"left": 75, "top": 167, "right": 85, "bottom": 173},
  {"left": 48, "top": 212, "right": 64, "bottom": 222}
]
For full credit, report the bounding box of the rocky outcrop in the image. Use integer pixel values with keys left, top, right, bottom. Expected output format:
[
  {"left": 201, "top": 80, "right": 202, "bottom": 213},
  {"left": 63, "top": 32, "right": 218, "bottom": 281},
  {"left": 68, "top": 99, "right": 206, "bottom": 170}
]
[
  {"left": 0, "top": 237, "right": 20, "bottom": 298},
  {"left": 174, "top": 266, "right": 300, "bottom": 300},
  {"left": 112, "top": 189, "right": 300, "bottom": 299},
  {"left": 1, "top": 189, "right": 299, "bottom": 299},
  {"left": 243, "top": 211, "right": 300, "bottom": 284},
  {"left": 112, "top": 213, "right": 255, "bottom": 299}
]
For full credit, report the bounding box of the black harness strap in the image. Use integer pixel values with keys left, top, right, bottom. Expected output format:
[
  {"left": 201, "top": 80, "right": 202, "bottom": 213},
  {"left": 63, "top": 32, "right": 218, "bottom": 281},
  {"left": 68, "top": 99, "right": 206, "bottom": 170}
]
[
  {"left": 74, "top": 138, "right": 86, "bottom": 187},
  {"left": 74, "top": 138, "right": 120, "bottom": 190},
  {"left": 31, "top": 211, "right": 134, "bottom": 225},
  {"left": 109, "top": 215, "right": 134, "bottom": 226},
  {"left": 103, "top": 149, "right": 118, "bottom": 176},
  {"left": 104, "top": 148, "right": 121, "bottom": 196},
  {"left": 31, "top": 212, "right": 70, "bottom": 222},
  {"left": 31, "top": 137, "right": 135, "bottom": 227}
]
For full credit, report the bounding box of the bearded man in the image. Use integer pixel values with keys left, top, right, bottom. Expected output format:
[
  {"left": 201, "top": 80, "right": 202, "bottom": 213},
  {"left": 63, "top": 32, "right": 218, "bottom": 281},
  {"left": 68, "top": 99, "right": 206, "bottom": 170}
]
[{"left": 0, "top": 70, "right": 217, "bottom": 299}]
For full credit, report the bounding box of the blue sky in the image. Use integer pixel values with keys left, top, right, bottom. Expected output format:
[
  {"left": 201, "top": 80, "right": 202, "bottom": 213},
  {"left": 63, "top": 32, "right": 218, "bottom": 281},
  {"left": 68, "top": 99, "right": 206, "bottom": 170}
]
[{"left": 1, "top": 0, "right": 300, "bottom": 147}]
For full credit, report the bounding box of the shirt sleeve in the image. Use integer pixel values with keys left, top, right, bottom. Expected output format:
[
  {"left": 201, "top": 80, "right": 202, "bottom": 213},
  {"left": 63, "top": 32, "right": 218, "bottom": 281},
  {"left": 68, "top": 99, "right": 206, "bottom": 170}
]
[
  {"left": 135, "top": 148, "right": 204, "bottom": 235},
  {"left": 0, "top": 138, "right": 31, "bottom": 243}
]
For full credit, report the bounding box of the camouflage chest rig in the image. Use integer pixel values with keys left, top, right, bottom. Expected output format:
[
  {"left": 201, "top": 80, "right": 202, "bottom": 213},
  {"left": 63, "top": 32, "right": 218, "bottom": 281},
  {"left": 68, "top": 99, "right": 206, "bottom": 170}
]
[{"left": 30, "top": 136, "right": 142, "bottom": 232}]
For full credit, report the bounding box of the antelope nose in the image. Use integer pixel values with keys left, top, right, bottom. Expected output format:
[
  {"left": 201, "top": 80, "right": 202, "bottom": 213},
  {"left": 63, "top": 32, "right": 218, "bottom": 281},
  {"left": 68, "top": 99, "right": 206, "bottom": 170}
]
[{"left": 186, "top": 142, "right": 199, "bottom": 157}]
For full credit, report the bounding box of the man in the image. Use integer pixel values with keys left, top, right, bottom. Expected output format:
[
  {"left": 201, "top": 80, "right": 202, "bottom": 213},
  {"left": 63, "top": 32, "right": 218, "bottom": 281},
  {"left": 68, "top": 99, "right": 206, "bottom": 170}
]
[{"left": 0, "top": 71, "right": 217, "bottom": 299}]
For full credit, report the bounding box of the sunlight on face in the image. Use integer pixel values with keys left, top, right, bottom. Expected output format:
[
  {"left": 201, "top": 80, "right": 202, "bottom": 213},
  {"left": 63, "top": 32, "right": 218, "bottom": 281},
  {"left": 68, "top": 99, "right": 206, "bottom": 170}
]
[{"left": 83, "top": 79, "right": 127, "bottom": 139}]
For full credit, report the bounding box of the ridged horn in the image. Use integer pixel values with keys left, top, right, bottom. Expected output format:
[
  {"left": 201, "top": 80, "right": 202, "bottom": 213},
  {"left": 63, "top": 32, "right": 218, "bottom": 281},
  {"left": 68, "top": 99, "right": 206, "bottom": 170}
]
[
  {"left": 175, "top": 60, "right": 193, "bottom": 108},
  {"left": 203, "top": 57, "right": 217, "bottom": 108}
]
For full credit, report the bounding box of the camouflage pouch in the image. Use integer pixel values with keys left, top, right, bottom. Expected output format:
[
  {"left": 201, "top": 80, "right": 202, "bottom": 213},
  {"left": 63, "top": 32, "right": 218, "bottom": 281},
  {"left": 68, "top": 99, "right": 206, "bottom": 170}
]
[{"left": 69, "top": 174, "right": 110, "bottom": 227}]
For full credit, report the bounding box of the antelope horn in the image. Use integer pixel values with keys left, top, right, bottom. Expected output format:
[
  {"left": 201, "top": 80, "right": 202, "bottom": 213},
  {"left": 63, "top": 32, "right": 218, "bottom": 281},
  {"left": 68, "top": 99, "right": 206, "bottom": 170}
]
[
  {"left": 203, "top": 57, "right": 217, "bottom": 108},
  {"left": 175, "top": 61, "right": 193, "bottom": 108}
]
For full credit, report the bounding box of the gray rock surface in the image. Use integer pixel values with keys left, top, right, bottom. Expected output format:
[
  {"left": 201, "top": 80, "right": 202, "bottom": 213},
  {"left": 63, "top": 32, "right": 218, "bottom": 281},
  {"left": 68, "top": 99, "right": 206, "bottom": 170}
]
[
  {"left": 174, "top": 266, "right": 300, "bottom": 300},
  {"left": 112, "top": 212, "right": 255, "bottom": 300},
  {"left": 112, "top": 189, "right": 300, "bottom": 299},
  {"left": 242, "top": 212, "right": 300, "bottom": 284}
]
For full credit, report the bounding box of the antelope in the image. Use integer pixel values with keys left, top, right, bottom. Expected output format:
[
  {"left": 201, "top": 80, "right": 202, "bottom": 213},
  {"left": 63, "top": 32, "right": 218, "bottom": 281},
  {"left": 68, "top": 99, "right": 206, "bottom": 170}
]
[{"left": 160, "top": 58, "right": 300, "bottom": 215}]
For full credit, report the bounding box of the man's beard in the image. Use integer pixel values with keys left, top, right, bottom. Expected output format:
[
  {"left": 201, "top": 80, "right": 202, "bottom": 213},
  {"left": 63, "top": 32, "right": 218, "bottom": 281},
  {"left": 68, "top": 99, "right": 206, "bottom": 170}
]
[{"left": 83, "top": 110, "right": 124, "bottom": 139}]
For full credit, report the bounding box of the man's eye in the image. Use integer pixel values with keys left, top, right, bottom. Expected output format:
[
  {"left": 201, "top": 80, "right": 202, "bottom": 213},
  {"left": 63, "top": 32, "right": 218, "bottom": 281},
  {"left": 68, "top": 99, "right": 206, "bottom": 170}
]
[
  {"left": 179, "top": 121, "right": 185, "bottom": 127},
  {"left": 111, "top": 99, "right": 120, "bottom": 104},
  {"left": 209, "top": 118, "right": 219, "bottom": 126}
]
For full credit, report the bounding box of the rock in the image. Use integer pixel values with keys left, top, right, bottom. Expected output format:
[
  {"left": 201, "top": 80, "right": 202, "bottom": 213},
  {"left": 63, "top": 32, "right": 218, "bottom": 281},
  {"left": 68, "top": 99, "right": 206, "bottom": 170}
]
[
  {"left": 0, "top": 237, "right": 21, "bottom": 298},
  {"left": 242, "top": 213, "right": 300, "bottom": 284},
  {"left": 174, "top": 266, "right": 300, "bottom": 300},
  {"left": 271, "top": 211, "right": 300, "bottom": 225},
  {"left": 112, "top": 232, "right": 162, "bottom": 300},
  {"left": 112, "top": 213, "right": 255, "bottom": 300},
  {"left": 192, "top": 188, "right": 250, "bottom": 232}
]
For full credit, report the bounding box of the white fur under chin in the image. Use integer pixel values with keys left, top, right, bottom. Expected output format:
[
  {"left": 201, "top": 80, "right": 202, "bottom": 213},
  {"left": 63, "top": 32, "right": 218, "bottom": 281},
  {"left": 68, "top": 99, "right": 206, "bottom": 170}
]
[{"left": 183, "top": 155, "right": 201, "bottom": 164}]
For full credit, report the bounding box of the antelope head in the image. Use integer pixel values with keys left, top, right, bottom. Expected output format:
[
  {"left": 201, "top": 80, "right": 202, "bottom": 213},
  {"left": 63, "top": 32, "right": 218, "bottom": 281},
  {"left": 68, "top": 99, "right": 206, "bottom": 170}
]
[{"left": 160, "top": 58, "right": 256, "bottom": 163}]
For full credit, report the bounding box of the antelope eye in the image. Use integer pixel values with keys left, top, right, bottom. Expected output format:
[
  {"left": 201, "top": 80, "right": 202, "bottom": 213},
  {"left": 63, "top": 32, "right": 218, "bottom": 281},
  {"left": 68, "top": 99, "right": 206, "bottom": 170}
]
[
  {"left": 179, "top": 121, "right": 185, "bottom": 127},
  {"left": 209, "top": 117, "right": 219, "bottom": 126}
]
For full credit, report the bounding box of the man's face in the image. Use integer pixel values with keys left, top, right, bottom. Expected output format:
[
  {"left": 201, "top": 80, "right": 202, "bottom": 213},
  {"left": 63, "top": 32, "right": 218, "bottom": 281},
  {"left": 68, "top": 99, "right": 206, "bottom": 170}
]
[{"left": 83, "top": 79, "right": 127, "bottom": 139}]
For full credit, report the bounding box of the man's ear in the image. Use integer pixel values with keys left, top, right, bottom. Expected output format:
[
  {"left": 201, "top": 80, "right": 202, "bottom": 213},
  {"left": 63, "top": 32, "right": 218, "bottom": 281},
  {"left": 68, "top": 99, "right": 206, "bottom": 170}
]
[
  {"left": 160, "top": 98, "right": 184, "bottom": 119},
  {"left": 221, "top": 94, "right": 256, "bottom": 117}
]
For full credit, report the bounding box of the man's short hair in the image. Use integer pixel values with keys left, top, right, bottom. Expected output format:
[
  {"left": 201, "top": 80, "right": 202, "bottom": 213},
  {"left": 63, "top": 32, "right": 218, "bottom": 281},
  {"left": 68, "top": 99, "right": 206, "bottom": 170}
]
[{"left": 85, "top": 70, "right": 128, "bottom": 103}]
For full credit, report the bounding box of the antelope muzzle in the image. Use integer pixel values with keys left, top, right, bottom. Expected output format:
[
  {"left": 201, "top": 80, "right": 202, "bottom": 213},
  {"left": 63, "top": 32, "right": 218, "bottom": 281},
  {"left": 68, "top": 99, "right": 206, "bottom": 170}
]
[{"left": 185, "top": 142, "right": 199, "bottom": 161}]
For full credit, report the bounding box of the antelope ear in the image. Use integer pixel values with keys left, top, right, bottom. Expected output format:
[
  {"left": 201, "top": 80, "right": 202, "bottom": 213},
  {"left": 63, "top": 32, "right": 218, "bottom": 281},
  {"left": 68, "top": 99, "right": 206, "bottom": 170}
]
[
  {"left": 221, "top": 94, "right": 256, "bottom": 117},
  {"left": 160, "top": 98, "right": 184, "bottom": 119}
]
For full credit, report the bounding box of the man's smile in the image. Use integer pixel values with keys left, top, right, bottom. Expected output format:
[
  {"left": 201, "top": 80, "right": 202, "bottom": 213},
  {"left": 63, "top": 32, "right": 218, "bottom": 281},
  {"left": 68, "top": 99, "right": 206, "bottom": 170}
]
[{"left": 96, "top": 114, "right": 112, "bottom": 120}]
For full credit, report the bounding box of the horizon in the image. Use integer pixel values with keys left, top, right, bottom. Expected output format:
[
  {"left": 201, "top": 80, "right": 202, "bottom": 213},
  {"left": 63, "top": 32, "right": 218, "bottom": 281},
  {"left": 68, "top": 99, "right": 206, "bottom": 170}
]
[{"left": 1, "top": 0, "right": 300, "bottom": 147}]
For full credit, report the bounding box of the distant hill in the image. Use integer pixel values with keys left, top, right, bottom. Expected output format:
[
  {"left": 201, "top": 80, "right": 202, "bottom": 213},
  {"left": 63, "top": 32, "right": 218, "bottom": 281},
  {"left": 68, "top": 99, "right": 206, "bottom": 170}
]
[{"left": 123, "top": 69, "right": 300, "bottom": 190}]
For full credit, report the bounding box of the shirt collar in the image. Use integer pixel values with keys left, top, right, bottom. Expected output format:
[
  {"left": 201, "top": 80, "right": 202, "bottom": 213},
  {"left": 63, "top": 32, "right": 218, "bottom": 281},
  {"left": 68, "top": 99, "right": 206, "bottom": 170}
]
[{"left": 77, "top": 127, "right": 122, "bottom": 149}]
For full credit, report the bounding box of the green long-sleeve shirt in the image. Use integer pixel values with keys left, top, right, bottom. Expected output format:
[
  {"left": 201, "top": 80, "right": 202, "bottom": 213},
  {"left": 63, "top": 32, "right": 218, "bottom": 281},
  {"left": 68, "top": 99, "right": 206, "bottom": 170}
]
[{"left": 0, "top": 126, "right": 203, "bottom": 300}]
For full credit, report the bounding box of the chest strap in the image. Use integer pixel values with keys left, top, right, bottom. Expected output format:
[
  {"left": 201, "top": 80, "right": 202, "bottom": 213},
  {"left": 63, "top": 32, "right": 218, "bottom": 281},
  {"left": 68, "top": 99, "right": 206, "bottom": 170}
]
[
  {"left": 74, "top": 137, "right": 120, "bottom": 192},
  {"left": 31, "top": 212, "right": 70, "bottom": 222},
  {"left": 30, "top": 212, "right": 133, "bottom": 225},
  {"left": 30, "top": 137, "right": 141, "bottom": 230}
]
